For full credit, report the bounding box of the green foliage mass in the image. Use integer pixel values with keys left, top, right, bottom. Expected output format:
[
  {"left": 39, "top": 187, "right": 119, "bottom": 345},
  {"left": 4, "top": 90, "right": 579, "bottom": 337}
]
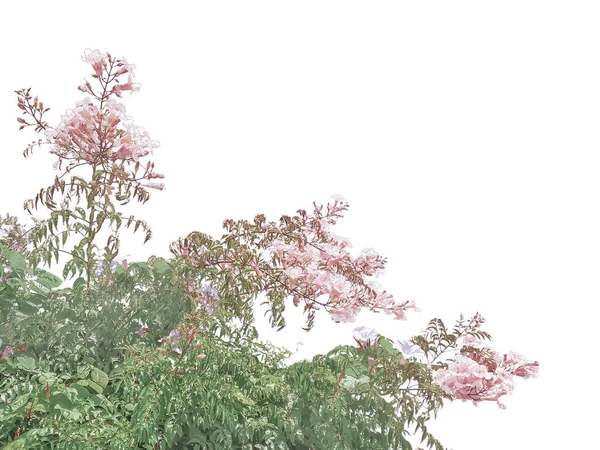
[{"left": 0, "top": 243, "right": 446, "bottom": 449}]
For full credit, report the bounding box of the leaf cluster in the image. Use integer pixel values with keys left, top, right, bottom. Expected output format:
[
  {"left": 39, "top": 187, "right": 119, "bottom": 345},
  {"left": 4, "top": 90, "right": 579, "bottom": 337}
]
[{"left": 0, "top": 243, "right": 454, "bottom": 449}]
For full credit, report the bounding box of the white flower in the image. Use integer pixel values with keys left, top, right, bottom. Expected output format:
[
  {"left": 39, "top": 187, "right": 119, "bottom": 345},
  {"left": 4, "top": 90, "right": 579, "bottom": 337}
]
[
  {"left": 352, "top": 326, "right": 379, "bottom": 344},
  {"left": 393, "top": 339, "right": 425, "bottom": 360},
  {"left": 82, "top": 48, "right": 106, "bottom": 64}
]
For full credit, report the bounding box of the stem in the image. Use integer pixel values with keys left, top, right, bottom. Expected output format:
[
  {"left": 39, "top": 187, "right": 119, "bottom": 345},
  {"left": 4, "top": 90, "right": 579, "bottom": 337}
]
[
  {"left": 429, "top": 316, "right": 477, "bottom": 365},
  {"left": 84, "top": 61, "right": 114, "bottom": 290}
]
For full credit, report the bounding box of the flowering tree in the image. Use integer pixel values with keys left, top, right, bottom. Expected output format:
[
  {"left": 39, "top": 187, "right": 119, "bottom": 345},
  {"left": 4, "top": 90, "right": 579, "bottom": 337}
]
[
  {"left": 14, "top": 49, "right": 163, "bottom": 289},
  {"left": 0, "top": 50, "right": 538, "bottom": 450}
]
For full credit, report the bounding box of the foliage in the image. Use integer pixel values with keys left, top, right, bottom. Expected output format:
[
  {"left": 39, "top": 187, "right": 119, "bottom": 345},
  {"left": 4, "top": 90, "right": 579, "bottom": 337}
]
[{"left": 0, "top": 50, "right": 538, "bottom": 450}]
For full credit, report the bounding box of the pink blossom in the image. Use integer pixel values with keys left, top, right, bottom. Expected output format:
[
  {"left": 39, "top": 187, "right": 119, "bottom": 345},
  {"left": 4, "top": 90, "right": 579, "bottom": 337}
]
[
  {"left": 40, "top": 51, "right": 165, "bottom": 204},
  {"left": 82, "top": 48, "right": 107, "bottom": 77},
  {"left": 330, "top": 303, "right": 361, "bottom": 323},
  {"left": 501, "top": 351, "right": 540, "bottom": 379},
  {"left": 0, "top": 345, "right": 13, "bottom": 360},
  {"left": 112, "top": 77, "right": 140, "bottom": 97},
  {"left": 263, "top": 197, "right": 418, "bottom": 324},
  {"left": 434, "top": 355, "right": 506, "bottom": 407},
  {"left": 460, "top": 335, "right": 483, "bottom": 347},
  {"left": 146, "top": 182, "right": 165, "bottom": 191},
  {"left": 434, "top": 347, "right": 539, "bottom": 408},
  {"left": 186, "top": 281, "right": 195, "bottom": 293}
]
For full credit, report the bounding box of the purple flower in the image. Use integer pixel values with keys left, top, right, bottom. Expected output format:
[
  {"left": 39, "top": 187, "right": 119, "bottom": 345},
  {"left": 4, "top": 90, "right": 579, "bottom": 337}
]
[
  {"left": 167, "top": 329, "right": 181, "bottom": 345},
  {"left": 93, "top": 261, "right": 105, "bottom": 276},
  {"left": 135, "top": 319, "right": 149, "bottom": 335},
  {"left": 94, "top": 255, "right": 130, "bottom": 277},
  {"left": 199, "top": 284, "right": 219, "bottom": 301},
  {"left": 196, "top": 283, "right": 219, "bottom": 314},
  {"left": 160, "top": 329, "right": 182, "bottom": 351},
  {"left": 110, "top": 255, "right": 130, "bottom": 271},
  {"left": 160, "top": 329, "right": 183, "bottom": 354}
]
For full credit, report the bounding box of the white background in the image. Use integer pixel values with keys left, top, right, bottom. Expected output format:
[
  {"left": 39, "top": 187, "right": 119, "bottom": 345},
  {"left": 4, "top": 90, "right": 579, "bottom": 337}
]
[{"left": 1, "top": 2, "right": 598, "bottom": 449}]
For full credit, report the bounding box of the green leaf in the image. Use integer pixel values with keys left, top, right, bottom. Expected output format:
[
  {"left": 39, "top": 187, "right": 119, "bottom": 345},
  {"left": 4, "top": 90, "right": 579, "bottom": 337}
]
[
  {"left": 77, "top": 365, "right": 91, "bottom": 379},
  {"left": 71, "top": 383, "right": 92, "bottom": 399},
  {"left": 130, "top": 262, "right": 148, "bottom": 270},
  {"left": 340, "top": 375, "right": 370, "bottom": 392},
  {"left": 55, "top": 309, "right": 74, "bottom": 321},
  {"left": 10, "top": 393, "right": 32, "bottom": 409},
  {"left": 379, "top": 337, "right": 399, "bottom": 355},
  {"left": 2, "top": 438, "right": 26, "bottom": 450},
  {"left": 89, "top": 394, "right": 114, "bottom": 412},
  {"left": 50, "top": 393, "right": 73, "bottom": 410},
  {"left": 345, "top": 361, "right": 367, "bottom": 378},
  {"left": 400, "top": 436, "right": 413, "bottom": 450},
  {"left": 72, "top": 276, "right": 86, "bottom": 291},
  {"left": 78, "top": 379, "right": 103, "bottom": 394},
  {"left": 153, "top": 260, "right": 171, "bottom": 275},
  {"left": 33, "top": 268, "right": 63, "bottom": 289},
  {"left": 63, "top": 261, "right": 73, "bottom": 280},
  {"left": 32, "top": 402, "right": 48, "bottom": 414},
  {"left": 4, "top": 249, "right": 26, "bottom": 272},
  {"left": 15, "top": 356, "right": 36, "bottom": 371},
  {"left": 90, "top": 367, "right": 109, "bottom": 388},
  {"left": 30, "top": 280, "right": 50, "bottom": 295},
  {"left": 18, "top": 301, "right": 40, "bottom": 316},
  {"left": 26, "top": 294, "right": 45, "bottom": 306}
]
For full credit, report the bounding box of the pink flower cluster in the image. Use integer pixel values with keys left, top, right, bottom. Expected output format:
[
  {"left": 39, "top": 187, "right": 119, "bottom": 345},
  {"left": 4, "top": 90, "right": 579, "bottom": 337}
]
[
  {"left": 41, "top": 49, "right": 164, "bottom": 192},
  {"left": 267, "top": 197, "right": 417, "bottom": 323},
  {"left": 48, "top": 99, "right": 158, "bottom": 166},
  {"left": 434, "top": 348, "right": 539, "bottom": 409}
]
